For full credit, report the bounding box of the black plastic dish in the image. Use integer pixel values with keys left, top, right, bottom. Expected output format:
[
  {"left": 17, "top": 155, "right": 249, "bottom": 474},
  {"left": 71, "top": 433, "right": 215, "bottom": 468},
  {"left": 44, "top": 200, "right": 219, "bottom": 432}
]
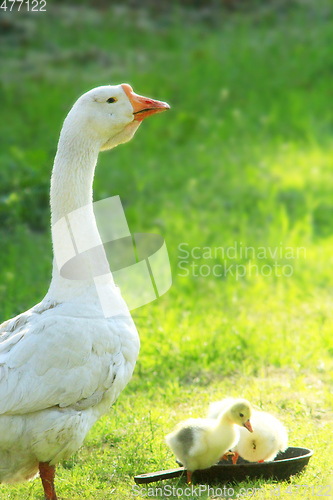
[
  {"left": 190, "top": 447, "right": 313, "bottom": 483},
  {"left": 134, "top": 447, "right": 313, "bottom": 484}
]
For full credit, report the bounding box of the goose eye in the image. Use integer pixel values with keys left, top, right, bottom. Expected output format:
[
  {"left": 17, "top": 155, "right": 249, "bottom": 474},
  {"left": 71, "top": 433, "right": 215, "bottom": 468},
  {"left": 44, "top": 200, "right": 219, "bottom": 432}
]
[
  {"left": 239, "top": 413, "right": 244, "bottom": 418},
  {"left": 107, "top": 97, "right": 117, "bottom": 103}
]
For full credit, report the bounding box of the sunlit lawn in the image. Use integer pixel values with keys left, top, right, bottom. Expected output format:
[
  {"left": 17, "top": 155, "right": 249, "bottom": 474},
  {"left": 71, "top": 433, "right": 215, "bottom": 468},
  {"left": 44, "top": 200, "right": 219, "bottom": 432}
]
[{"left": 1, "top": 1, "right": 333, "bottom": 498}]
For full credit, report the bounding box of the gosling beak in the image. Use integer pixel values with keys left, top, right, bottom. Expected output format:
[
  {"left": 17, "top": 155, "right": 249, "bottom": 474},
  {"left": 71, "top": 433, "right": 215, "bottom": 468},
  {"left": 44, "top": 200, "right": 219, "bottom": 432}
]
[
  {"left": 122, "top": 83, "right": 170, "bottom": 121},
  {"left": 243, "top": 420, "right": 253, "bottom": 433}
]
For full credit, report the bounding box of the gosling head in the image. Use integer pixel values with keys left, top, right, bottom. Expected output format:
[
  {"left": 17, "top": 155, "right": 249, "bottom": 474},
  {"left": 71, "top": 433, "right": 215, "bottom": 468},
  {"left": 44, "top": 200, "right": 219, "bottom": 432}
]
[
  {"left": 228, "top": 399, "right": 253, "bottom": 433},
  {"left": 61, "top": 84, "right": 170, "bottom": 151}
]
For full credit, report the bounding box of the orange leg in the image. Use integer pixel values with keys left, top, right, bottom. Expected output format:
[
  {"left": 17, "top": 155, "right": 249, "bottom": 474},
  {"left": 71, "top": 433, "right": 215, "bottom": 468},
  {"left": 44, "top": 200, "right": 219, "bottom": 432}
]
[
  {"left": 221, "top": 451, "right": 235, "bottom": 461},
  {"left": 232, "top": 452, "right": 239, "bottom": 465},
  {"left": 39, "top": 462, "right": 57, "bottom": 500},
  {"left": 258, "top": 460, "right": 264, "bottom": 463},
  {"left": 187, "top": 470, "right": 192, "bottom": 484}
]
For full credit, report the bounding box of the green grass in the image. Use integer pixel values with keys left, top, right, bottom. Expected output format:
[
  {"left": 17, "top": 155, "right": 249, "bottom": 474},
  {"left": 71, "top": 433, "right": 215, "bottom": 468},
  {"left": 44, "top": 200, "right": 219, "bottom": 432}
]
[{"left": 1, "top": 1, "right": 333, "bottom": 498}]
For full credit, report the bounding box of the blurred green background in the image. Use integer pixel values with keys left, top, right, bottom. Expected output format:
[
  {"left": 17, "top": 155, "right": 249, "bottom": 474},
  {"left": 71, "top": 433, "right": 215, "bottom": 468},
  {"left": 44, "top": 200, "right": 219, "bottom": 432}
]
[
  {"left": 1, "top": 0, "right": 333, "bottom": 388},
  {"left": 1, "top": 1, "right": 333, "bottom": 498}
]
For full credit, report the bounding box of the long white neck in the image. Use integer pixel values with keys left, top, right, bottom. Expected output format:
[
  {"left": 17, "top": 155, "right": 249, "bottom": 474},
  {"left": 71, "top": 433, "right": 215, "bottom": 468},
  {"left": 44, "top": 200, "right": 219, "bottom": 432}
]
[
  {"left": 50, "top": 132, "right": 99, "bottom": 225},
  {"left": 46, "top": 117, "right": 110, "bottom": 302},
  {"left": 44, "top": 104, "right": 141, "bottom": 308}
]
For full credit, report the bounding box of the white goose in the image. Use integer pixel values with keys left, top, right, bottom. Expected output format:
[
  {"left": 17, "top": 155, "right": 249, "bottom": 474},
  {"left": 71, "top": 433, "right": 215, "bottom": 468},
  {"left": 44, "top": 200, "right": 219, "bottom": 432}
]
[{"left": 0, "top": 84, "right": 169, "bottom": 499}]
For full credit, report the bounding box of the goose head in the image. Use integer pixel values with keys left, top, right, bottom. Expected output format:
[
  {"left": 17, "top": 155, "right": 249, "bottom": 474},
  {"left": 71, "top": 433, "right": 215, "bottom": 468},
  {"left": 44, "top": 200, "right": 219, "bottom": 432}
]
[
  {"left": 227, "top": 399, "right": 253, "bottom": 433},
  {"left": 61, "top": 84, "right": 170, "bottom": 152}
]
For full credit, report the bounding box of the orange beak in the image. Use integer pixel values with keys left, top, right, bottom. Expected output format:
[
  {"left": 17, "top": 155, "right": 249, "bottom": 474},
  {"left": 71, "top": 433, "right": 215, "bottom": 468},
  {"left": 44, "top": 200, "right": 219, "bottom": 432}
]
[
  {"left": 243, "top": 420, "right": 253, "bottom": 433},
  {"left": 122, "top": 83, "right": 170, "bottom": 121}
]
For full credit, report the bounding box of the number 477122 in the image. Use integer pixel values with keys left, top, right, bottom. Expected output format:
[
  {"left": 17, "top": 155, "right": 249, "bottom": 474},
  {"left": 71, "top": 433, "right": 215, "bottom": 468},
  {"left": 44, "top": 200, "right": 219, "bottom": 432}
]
[{"left": 0, "top": 0, "right": 46, "bottom": 11}]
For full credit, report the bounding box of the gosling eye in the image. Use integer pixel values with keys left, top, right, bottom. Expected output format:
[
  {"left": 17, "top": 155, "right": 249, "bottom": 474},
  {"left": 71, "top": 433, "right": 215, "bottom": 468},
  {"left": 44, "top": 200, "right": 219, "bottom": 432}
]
[
  {"left": 239, "top": 413, "right": 244, "bottom": 418},
  {"left": 107, "top": 97, "right": 117, "bottom": 103}
]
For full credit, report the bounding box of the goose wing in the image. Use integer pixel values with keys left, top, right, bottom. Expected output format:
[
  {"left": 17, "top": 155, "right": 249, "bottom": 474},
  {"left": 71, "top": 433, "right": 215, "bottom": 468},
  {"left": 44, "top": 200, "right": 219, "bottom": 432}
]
[{"left": 0, "top": 304, "right": 139, "bottom": 416}]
